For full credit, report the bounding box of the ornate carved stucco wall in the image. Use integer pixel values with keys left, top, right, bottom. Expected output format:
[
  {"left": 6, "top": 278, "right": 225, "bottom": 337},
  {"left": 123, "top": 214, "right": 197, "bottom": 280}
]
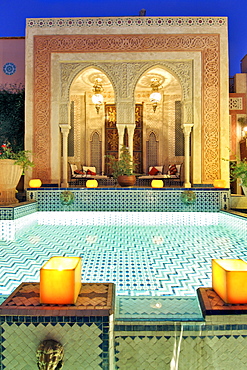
[{"left": 25, "top": 16, "right": 229, "bottom": 185}]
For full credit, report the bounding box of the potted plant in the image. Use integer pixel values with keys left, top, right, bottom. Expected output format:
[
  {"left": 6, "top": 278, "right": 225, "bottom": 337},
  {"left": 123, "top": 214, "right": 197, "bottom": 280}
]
[
  {"left": 230, "top": 158, "right": 247, "bottom": 196},
  {"left": 106, "top": 145, "right": 136, "bottom": 187},
  {"left": 0, "top": 142, "right": 34, "bottom": 204}
]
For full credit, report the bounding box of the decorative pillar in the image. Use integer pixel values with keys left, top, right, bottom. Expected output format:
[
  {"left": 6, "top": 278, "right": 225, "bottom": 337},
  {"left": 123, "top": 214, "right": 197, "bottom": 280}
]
[
  {"left": 59, "top": 123, "right": 71, "bottom": 187},
  {"left": 125, "top": 123, "right": 136, "bottom": 161},
  {"left": 116, "top": 99, "right": 135, "bottom": 158},
  {"left": 182, "top": 123, "right": 194, "bottom": 188},
  {"left": 116, "top": 123, "right": 125, "bottom": 155}
]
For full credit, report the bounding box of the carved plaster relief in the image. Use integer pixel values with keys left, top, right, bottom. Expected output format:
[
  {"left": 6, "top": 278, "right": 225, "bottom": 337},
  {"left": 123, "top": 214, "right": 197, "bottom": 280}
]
[
  {"left": 59, "top": 104, "right": 68, "bottom": 124},
  {"left": 60, "top": 60, "right": 192, "bottom": 102},
  {"left": 33, "top": 33, "right": 220, "bottom": 182},
  {"left": 70, "top": 95, "right": 83, "bottom": 163},
  {"left": 60, "top": 60, "right": 192, "bottom": 131}
]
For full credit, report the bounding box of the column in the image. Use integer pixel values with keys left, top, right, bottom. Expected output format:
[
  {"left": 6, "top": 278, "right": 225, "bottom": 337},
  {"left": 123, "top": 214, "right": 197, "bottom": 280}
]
[
  {"left": 182, "top": 124, "right": 194, "bottom": 188},
  {"left": 125, "top": 123, "right": 136, "bottom": 161},
  {"left": 116, "top": 99, "right": 135, "bottom": 158},
  {"left": 59, "top": 123, "right": 71, "bottom": 187},
  {"left": 116, "top": 123, "right": 125, "bottom": 155}
]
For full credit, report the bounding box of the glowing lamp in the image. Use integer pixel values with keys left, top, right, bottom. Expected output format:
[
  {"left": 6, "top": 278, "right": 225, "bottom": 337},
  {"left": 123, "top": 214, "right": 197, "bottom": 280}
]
[
  {"left": 86, "top": 179, "right": 98, "bottom": 188},
  {"left": 212, "top": 259, "right": 247, "bottom": 303},
  {"left": 92, "top": 78, "right": 104, "bottom": 114},
  {"left": 29, "top": 179, "right": 42, "bottom": 188},
  {"left": 40, "top": 257, "right": 82, "bottom": 304},
  {"left": 213, "top": 179, "right": 226, "bottom": 188},
  {"left": 151, "top": 179, "right": 163, "bottom": 188}
]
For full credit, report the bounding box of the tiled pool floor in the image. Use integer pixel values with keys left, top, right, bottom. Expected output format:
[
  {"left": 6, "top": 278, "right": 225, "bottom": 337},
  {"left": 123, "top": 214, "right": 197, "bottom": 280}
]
[{"left": 0, "top": 211, "right": 247, "bottom": 301}]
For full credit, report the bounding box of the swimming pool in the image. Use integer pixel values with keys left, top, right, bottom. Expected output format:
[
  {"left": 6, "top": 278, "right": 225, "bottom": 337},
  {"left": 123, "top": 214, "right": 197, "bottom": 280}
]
[{"left": 0, "top": 210, "right": 246, "bottom": 297}]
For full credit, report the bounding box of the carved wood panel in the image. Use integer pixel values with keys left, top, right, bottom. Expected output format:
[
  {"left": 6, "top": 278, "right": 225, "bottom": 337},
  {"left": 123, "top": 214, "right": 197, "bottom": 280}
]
[
  {"left": 134, "top": 104, "right": 143, "bottom": 174},
  {"left": 105, "top": 105, "right": 118, "bottom": 175}
]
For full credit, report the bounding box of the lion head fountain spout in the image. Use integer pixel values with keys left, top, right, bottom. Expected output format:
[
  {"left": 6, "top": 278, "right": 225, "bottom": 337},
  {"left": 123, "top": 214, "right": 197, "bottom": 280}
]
[{"left": 36, "top": 339, "right": 64, "bottom": 370}]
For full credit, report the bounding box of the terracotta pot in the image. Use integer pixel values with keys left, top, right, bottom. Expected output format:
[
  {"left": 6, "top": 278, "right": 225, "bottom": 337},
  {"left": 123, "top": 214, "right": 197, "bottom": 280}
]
[
  {"left": 117, "top": 175, "right": 136, "bottom": 187},
  {"left": 0, "top": 159, "right": 23, "bottom": 205}
]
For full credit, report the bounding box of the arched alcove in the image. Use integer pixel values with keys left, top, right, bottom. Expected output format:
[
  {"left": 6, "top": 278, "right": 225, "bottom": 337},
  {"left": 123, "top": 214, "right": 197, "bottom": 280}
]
[
  {"left": 135, "top": 67, "right": 183, "bottom": 173},
  {"left": 69, "top": 67, "right": 114, "bottom": 172}
]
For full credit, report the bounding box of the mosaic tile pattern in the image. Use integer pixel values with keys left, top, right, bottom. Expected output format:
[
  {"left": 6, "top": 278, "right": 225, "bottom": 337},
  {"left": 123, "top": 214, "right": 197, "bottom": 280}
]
[
  {"left": 0, "top": 213, "right": 37, "bottom": 241},
  {"left": 0, "top": 283, "right": 114, "bottom": 369},
  {"left": 0, "top": 211, "right": 246, "bottom": 299},
  {"left": 198, "top": 287, "right": 247, "bottom": 316},
  {"left": 114, "top": 319, "right": 247, "bottom": 369},
  {"left": 116, "top": 296, "right": 203, "bottom": 321},
  {"left": 26, "top": 188, "right": 230, "bottom": 212},
  {"left": 1, "top": 321, "right": 105, "bottom": 369},
  {"left": 0, "top": 201, "right": 37, "bottom": 220},
  {"left": 114, "top": 331, "right": 247, "bottom": 369},
  {"left": 0, "top": 282, "right": 115, "bottom": 316},
  {"left": 27, "top": 16, "right": 227, "bottom": 30}
]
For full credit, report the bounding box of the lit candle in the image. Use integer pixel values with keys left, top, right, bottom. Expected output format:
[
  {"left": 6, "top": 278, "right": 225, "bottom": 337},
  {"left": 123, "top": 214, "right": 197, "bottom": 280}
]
[
  {"left": 40, "top": 257, "right": 82, "bottom": 304},
  {"left": 212, "top": 259, "right": 247, "bottom": 303},
  {"left": 151, "top": 179, "right": 163, "bottom": 188}
]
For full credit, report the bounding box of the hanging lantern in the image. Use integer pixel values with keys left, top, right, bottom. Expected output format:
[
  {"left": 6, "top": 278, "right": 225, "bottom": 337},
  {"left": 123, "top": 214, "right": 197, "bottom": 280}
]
[
  {"left": 149, "top": 78, "right": 162, "bottom": 112},
  {"left": 92, "top": 78, "right": 104, "bottom": 114}
]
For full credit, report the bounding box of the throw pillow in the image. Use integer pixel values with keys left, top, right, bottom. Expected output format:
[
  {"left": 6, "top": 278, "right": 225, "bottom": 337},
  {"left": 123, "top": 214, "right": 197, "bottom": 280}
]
[
  {"left": 74, "top": 170, "right": 84, "bottom": 174},
  {"left": 87, "top": 169, "right": 96, "bottom": 176},
  {"left": 169, "top": 164, "right": 177, "bottom": 175},
  {"left": 149, "top": 167, "right": 159, "bottom": 176}
]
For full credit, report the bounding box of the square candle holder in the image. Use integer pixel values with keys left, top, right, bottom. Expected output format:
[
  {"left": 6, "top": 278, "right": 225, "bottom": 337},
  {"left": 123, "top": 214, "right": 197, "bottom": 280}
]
[
  {"left": 212, "top": 259, "right": 247, "bottom": 304},
  {"left": 40, "top": 256, "right": 82, "bottom": 304}
]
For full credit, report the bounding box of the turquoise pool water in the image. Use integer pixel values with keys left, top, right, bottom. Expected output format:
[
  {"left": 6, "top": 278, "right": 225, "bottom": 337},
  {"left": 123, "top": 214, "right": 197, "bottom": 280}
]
[{"left": 0, "top": 211, "right": 246, "bottom": 296}]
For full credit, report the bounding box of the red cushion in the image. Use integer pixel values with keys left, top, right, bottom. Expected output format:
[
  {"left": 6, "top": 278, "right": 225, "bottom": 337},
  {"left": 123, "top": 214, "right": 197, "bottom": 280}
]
[
  {"left": 169, "top": 164, "right": 177, "bottom": 175},
  {"left": 87, "top": 169, "right": 96, "bottom": 176},
  {"left": 74, "top": 170, "right": 84, "bottom": 174},
  {"left": 149, "top": 167, "right": 159, "bottom": 176}
]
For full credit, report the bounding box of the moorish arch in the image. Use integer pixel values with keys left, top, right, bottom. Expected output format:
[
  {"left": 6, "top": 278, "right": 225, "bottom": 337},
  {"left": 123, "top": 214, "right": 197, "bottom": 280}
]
[
  {"left": 134, "top": 66, "right": 183, "bottom": 173},
  {"left": 63, "top": 62, "right": 187, "bottom": 181},
  {"left": 68, "top": 66, "right": 115, "bottom": 176}
]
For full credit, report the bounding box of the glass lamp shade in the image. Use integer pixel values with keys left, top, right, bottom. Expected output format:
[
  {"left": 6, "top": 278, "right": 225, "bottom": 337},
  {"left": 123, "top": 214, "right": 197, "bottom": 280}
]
[
  {"left": 29, "top": 179, "right": 42, "bottom": 188},
  {"left": 212, "top": 259, "right": 247, "bottom": 303},
  {"left": 151, "top": 179, "right": 164, "bottom": 188},
  {"left": 40, "top": 257, "right": 82, "bottom": 304},
  {"left": 149, "top": 92, "right": 161, "bottom": 103},
  {"left": 213, "top": 179, "right": 226, "bottom": 188},
  {"left": 86, "top": 179, "right": 98, "bottom": 188},
  {"left": 92, "top": 93, "right": 104, "bottom": 105}
]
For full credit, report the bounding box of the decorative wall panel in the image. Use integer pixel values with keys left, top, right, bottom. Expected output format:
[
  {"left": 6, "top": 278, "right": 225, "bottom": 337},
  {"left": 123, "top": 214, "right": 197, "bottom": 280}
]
[
  {"left": 33, "top": 33, "right": 220, "bottom": 183},
  {"left": 134, "top": 104, "right": 143, "bottom": 174},
  {"left": 105, "top": 105, "right": 118, "bottom": 174}
]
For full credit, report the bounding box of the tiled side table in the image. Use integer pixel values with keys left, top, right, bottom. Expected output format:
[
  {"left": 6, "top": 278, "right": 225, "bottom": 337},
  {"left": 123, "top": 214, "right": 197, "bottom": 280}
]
[{"left": 0, "top": 282, "right": 115, "bottom": 370}]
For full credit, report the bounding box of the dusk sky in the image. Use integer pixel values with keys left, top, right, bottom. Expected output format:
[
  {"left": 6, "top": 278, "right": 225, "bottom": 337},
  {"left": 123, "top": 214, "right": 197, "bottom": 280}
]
[{"left": 0, "top": 0, "right": 246, "bottom": 76}]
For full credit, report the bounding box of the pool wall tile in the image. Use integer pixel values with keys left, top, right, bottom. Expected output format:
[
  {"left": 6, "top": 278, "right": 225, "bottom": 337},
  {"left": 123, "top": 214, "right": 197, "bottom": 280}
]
[
  {"left": 0, "top": 282, "right": 115, "bottom": 369},
  {"left": 25, "top": 188, "right": 230, "bottom": 213},
  {"left": 114, "top": 321, "right": 247, "bottom": 369},
  {"left": 0, "top": 201, "right": 37, "bottom": 220},
  {"left": 0, "top": 319, "right": 111, "bottom": 369}
]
